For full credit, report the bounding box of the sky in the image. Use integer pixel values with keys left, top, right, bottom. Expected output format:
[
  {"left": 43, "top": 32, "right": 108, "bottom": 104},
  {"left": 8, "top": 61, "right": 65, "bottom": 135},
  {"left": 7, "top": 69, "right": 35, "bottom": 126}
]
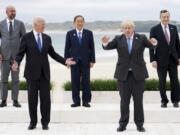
[{"left": 0, "top": 0, "right": 180, "bottom": 23}]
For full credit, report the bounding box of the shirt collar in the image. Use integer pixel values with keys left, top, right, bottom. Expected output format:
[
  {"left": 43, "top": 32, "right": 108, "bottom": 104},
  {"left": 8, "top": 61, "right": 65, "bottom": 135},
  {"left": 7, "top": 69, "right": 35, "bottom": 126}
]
[
  {"left": 126, "top": 33, "right": 134, "bottom": 40},
  {"left": 6, "top": 18, "right": 14, "bottom": 24},
  {"left": 33, "top": 30, "right": 42, "bottom": 37},
  {"left": 161, "top": 23, "right": 169, "bottom": 29},
  {"left": 76, "top": 28, "right": 83, "bottom": 34}
]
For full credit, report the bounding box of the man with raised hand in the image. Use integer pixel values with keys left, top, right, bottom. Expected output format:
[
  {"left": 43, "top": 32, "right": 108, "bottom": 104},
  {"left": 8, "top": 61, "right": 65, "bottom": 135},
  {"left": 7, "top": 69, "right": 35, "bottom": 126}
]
[{"left": 102, "top": 20, "right": 157, "bottom": 132}]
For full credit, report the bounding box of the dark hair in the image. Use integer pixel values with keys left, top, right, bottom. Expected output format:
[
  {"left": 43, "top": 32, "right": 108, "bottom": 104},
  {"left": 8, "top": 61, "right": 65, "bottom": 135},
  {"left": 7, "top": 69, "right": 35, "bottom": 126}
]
[
  {"left": 74, "top": 15, "right": 85, "bottom": 22},
  {"left": 160, "top": 10, "right": 169, "bottom": 17}
]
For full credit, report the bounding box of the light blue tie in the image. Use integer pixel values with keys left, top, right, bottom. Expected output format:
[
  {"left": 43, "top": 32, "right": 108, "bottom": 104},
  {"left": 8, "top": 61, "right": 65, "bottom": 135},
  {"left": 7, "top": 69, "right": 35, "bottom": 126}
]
[
  {"left": 37, "top": 34, "right": 42, "bottom": 52},
  {"left": 127, "top": 38, "right": 132, "bottom": 54},
  {"left": 78, "top": 32, "right": 82, "bottom": 44}
]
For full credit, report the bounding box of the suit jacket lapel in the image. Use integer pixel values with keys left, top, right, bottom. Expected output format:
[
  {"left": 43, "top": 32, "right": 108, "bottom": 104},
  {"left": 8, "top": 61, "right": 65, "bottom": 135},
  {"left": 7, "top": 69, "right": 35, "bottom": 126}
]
[
  {"left": 129, "top": 33, "right": 138, "bottom": 56},
  {"left": 30, "top": 31, "right": 40, "bottom": 52},
  {"left": 13, "top": 19, "right": 18, "bottom": 33},
  {"left": 169, "top": 25, "right": 174, "bottom": 44},
  {"left": 72, "top": 29, "right": 80, "bottom": 45},
  {"left": 41, "top": 34, "right": 46, "bottom": 52},
  {"left": 2, "top": 19, "right": 9, "bottom": 33},
  {"left": 81, "top": 29, "right": 85, "bottom": 45},
  {"left": 158, "top": 24, "right": 169, "bottom": 45}
]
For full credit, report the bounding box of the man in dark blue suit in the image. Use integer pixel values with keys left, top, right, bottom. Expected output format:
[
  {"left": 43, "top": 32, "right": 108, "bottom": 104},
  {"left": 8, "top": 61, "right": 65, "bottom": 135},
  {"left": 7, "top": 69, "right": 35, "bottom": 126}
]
[{"left": 64, "top": 15, "right": 95, "bottom": 107}]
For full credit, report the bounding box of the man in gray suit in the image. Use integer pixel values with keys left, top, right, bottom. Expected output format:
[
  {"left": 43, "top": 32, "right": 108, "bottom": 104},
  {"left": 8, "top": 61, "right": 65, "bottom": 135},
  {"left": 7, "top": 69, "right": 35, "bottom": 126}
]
[
  {"left": 102, "top": 20, "right": 157, "bottom": 132},
  {"left": 0, "top": 5, "right": 26, "bottom": 107}
]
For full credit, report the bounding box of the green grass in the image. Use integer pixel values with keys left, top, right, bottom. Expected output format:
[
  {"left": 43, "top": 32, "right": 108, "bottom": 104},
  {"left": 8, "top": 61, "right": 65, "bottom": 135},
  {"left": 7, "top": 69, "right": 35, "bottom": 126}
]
[{"left": 63, "top": 79, "right": 171, "bottom": 91}]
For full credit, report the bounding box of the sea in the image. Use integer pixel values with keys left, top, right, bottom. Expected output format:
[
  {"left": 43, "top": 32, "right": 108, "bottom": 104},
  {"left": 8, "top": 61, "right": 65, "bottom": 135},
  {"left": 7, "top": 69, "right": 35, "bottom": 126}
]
[{"left": 48, "top": 33, "right": 150, "bottom": 59}]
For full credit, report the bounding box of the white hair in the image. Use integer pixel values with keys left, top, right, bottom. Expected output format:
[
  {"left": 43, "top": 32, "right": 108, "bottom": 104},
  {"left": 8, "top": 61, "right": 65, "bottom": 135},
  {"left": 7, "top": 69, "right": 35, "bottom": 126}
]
[
  {"left": 120, "top": 20, "right": 135, "bottom": 30},
  {"left": 33, "top": 17, "right": 45, "bottom": 27}
]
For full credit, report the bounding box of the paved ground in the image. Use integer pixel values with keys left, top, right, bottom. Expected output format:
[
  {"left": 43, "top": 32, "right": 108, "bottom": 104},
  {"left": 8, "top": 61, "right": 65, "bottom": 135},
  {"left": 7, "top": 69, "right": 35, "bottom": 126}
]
[{"left": 0, "top": 123, "right": 180, "bottom": 135}]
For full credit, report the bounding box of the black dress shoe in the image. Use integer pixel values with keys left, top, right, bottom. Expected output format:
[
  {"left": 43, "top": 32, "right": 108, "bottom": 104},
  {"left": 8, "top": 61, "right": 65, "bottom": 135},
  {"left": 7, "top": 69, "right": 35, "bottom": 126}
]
[
  {"left": 42, "top": 125, "right": 49, "bottom": 130},
  {"left": 13, "top": 100, "right": 21, "bottom": 107},
  {"left": 117, "top": 126, "right": 126, "bottom": 132},
  {"left": 161, "top": 103, "right": 167, "bottom": 108},
  {"left": 173, "top": 102, "right": 179, "bottom": 108},
  {"left": 71, "top": 103, "right": 80, "bottom": 107},
  {"left": 83, "top": 102, "right": 91, "bottom": 107},
  {"left": 137, "top": 126, "right": 146, "bottom": 132},
  {"left": 28, "top": 124, "right": 36, "bottom": 130},
  {"left": 0, "top": 100, "right": 7, "bottom": 107}
]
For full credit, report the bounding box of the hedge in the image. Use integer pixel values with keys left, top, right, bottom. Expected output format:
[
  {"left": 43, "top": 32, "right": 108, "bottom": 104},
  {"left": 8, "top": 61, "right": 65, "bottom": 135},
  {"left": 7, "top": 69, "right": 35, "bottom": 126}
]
[
  {"left": 63, "top": 79, "right": 171, "bottom": 91},
  {"left": 7, "top": 81, "right": 53, "bottom": 90}
]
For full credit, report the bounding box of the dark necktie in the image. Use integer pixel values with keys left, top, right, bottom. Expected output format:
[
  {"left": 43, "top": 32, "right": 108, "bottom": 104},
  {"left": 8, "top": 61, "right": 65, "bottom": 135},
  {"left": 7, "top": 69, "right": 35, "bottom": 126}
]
[
  {"left": 164, "top": 25, "right": 170, "bottom": 44},
  {"left": 37, "top": 34, "right": 42, "bottom": 52},
  {"left": 9, "top": 21, "right": 13, "bottom": 35},
  {"left": 78, "top": 32, "right": 82, "bottom": 44}
]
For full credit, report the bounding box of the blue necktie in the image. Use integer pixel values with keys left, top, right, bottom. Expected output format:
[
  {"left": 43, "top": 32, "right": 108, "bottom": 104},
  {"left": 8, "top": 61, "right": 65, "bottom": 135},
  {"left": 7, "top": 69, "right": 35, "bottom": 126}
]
[
  {"left": 37, "top": 34, "right": 42, "bottom": 52},
  {"left": 78, "top": 32, "right": 82, "bottom": 44},
  {"left": 127, "top": 38, "right": 132, "bottom": 54}
]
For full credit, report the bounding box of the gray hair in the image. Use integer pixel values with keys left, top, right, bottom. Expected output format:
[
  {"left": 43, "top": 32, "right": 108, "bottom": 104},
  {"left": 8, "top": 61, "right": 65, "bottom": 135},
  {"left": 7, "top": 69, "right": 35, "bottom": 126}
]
[
  {"left": 120, "top": 20, "right": 135, "bottom": 30},
  {"left": 33, "top": 17, "right": 45, "bottom": 27}
]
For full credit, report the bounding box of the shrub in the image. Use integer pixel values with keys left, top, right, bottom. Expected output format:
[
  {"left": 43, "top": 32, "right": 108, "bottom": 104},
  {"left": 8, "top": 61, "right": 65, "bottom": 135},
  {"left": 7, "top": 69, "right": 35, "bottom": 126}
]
[{"left": 63, "top": 79, "right": 171, "bottom": 91}]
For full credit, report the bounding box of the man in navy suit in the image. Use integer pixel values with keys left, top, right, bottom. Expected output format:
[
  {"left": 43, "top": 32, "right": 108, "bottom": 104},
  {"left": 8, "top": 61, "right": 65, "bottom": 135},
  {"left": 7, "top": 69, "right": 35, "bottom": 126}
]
[
  {"left": 150, "top": 10, "right": 180, "bottom": 108},
  {"left": 12, "top": 17, "right": 76, "bottom": 130},
  {"left": 64, "top": 15, "right": 95, "bottom": 107}
]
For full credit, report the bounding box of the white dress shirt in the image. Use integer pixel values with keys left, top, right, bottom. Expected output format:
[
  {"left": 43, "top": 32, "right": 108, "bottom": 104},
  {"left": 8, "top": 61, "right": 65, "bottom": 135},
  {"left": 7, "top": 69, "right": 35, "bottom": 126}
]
[
  {"left": 76, "top": 28, "right": 83, "bottom": 38},
  {"left": 126, "top": 33, "right": 134, "bottom": 51},
  {"left": 33, "top": 30, "right": 43, "bottom": 48},
  {"left": 161, "top": 23, "right": 171, "bottom": 41},
  {"left": 6, "top": 18, "right": 14, "bottom": 31},
  {"left": 126, "top": 34, "right": 134, "bottom": 71}
]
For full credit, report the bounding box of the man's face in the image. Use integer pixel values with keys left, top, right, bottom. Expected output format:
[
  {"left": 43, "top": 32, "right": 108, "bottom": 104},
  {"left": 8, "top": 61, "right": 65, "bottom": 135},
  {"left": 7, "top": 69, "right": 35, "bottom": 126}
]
[
  {"left": 122, "top": 25, "right": 134, "bottom": 37},
  {"left": 160, "top": 12, "right": 170, "bottom": 26},
  {"left": 74, "top": 17, "right": 84, "bottom": 30},
  {"left": 35, "top": 21, "right": 45, "bottom": 33},
  {"left": 6, "top": 7, "right": 16, "bottom": 20}
]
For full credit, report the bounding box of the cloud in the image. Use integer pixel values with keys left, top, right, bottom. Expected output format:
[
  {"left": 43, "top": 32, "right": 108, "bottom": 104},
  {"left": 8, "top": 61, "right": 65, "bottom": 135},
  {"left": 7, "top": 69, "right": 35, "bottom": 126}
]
[{"left": 0, "top": 0, "right": 180, "bottom": 23}]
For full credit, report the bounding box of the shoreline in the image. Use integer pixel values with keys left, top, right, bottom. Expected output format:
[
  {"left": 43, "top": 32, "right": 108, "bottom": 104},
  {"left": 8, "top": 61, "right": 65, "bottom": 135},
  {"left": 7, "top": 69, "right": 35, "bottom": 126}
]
[{"left": 27, "top": 29, "right": 122, "bottom": 35}]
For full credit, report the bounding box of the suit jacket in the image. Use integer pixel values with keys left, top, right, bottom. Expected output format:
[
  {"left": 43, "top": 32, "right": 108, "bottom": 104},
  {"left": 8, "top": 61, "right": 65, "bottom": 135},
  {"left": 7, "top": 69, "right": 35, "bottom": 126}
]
[
  {"left": 149, "top": 23, "right": 180, "bottom": 66},
  {"left": 103, "top": 33, "right": 155, "bottom": 81},
  {"left": 0, "top": 19, "right": 26, "bottom": 60},
  {"left": 64, "top": 29, "right": 95, "bottom": 66},
  {"left": 15, "top": 31, "right": 66, "bottom": 80}
]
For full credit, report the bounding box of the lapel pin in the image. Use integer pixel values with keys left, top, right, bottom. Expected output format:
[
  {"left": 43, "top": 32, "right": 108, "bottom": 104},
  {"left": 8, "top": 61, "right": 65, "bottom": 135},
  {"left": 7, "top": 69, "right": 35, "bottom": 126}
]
[
  {"left": 73, "top": 33, "right": 76, "bottom": 36},
  {"left": 136, "top": 37, "right": 138, "bottom": 39}
]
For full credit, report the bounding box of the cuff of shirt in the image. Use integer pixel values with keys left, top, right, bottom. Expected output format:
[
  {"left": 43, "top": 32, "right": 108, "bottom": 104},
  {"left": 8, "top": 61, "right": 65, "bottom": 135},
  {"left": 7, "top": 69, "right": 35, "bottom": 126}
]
[{"left": 102, "top": 43, "right": 108, "bottom": 46}]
